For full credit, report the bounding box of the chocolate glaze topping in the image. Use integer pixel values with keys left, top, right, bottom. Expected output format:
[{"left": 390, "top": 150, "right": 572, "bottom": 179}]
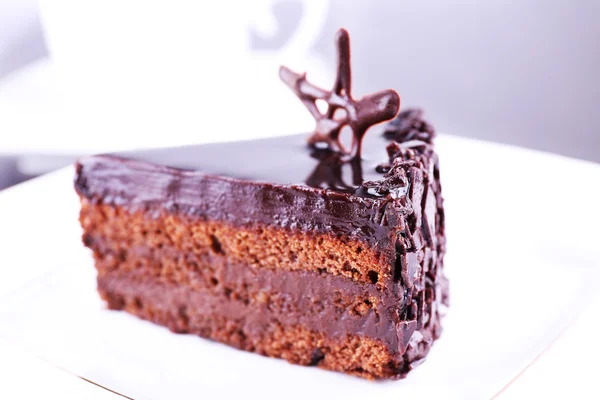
[
  {"left": 279, "top": 28, "right": 400, "bottom": 157},
  {"left": 76, "top": 131, "right": 398, "bottom": 259},
  {"left": 75, "top": 112, "right": 436, "bottom": 250}
]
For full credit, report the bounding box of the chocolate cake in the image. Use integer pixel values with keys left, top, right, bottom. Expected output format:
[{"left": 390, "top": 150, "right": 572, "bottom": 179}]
[{"left": 75, "top": 29, "right": 447, "bottom": 379}]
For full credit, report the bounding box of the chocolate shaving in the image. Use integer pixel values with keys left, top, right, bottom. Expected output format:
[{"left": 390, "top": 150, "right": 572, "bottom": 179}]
[
  {"left": 280, "top": 28, "right": 400, "bottom": 157},
  {"left": 383, "top": 108, "right": 436, "bottom": 144}
]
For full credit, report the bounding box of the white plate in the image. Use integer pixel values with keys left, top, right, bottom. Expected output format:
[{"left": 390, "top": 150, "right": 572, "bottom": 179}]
[
  {"left": 0, "top": 135, "right": 599, "bottom": 399},
  {"left": 0, "top": 337, "right": 120, "bottom": 399}
]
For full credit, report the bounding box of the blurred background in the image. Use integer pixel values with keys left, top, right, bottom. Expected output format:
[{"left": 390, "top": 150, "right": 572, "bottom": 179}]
[{"left": 1, "top": 0, "right": 599, "bottom": 190}]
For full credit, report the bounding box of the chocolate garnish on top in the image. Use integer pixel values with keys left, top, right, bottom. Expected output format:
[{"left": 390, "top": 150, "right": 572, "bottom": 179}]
[{"left": 280, "top": 28, "right": 400, "bottom": 157}]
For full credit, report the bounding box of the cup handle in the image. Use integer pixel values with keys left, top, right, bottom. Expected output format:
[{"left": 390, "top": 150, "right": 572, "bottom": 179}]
[{"left": 279, "top": 0, "right": 330, "bottom": 59}]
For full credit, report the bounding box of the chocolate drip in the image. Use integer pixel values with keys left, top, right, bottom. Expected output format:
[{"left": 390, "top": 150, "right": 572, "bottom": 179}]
[
  {"left": 280, "top": 29, "right": 400, "bottom": 157},
  {"left": 304, "top": 149, "right": 363, "bottom": 192}
]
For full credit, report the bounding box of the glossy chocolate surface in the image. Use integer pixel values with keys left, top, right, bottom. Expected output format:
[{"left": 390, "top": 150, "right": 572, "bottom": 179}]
[{"left": 114, "top": 131, "right": 390, "bottom": 190}]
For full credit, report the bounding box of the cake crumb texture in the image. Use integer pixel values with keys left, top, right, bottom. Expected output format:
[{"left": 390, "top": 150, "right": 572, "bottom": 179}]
[{"left": 80, "top": 200, "right": 394, "bottom": 285}]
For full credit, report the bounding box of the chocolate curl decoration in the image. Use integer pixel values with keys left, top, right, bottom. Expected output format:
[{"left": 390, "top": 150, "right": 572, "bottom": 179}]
[{"left": 279, "top": 28, "right": 400, "bottom": 157}]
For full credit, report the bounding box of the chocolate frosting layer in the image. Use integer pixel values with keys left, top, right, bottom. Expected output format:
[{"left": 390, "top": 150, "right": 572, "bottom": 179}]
[{"left": 75, "top": 130, "right": 409, "bottom": 258}]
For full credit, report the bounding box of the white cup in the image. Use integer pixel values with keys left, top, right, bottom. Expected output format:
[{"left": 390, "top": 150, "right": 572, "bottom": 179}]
[{"left": 38, "top": 0, "right": 330, "bottom": 149}]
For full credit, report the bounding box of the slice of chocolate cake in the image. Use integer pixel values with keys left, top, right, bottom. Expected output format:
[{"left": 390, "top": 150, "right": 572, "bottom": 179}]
[{"left": 75, "top": 29, "right": 447, "bottom": 379}]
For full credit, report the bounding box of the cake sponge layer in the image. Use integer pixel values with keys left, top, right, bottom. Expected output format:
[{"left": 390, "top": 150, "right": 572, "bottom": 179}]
[{"left": 81, "top": 200, "right": 395, "bottom": 285}]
